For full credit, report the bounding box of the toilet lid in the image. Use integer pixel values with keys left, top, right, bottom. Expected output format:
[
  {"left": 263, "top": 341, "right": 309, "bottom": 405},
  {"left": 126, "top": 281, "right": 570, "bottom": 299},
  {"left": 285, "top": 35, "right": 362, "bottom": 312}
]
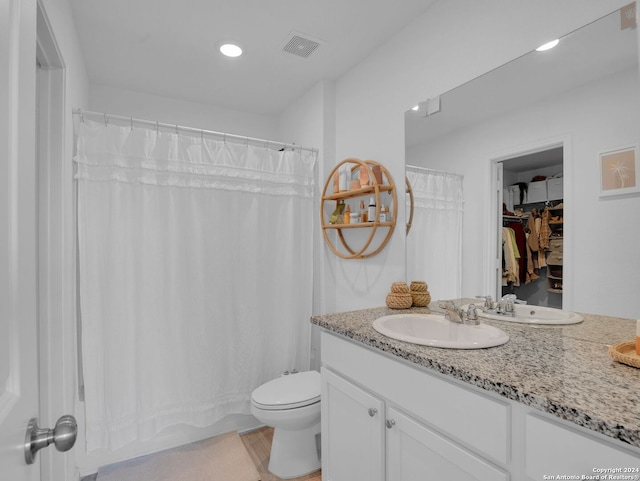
[{"left": 251, "top": 371, "right": 321, "bottom": 410}]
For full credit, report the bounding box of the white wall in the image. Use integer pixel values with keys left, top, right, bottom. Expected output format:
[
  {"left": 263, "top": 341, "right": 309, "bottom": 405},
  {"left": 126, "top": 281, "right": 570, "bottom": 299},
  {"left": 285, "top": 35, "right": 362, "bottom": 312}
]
[
  {"left": 407, "top": 69, "right": 640, "bottom": 318},
  {"left": 89, "top": 83, "right": 280, "bottom": 141},
  {"left": 328, "top": 0, "right": 629, "bottom": 314},
  {"left": 278, "top": 81, "right": 336, "bottom": 372}
]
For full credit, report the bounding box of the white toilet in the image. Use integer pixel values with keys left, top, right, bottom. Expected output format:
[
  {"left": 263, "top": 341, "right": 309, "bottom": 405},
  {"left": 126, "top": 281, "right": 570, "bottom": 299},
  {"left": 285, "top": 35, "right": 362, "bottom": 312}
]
[{"left": 250, "top": 370, "right": 321, "bottom": 479}]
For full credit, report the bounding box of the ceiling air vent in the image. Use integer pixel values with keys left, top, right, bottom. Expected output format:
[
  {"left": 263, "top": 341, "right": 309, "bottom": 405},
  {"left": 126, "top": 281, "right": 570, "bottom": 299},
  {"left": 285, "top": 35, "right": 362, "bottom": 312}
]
[{"left": 281, "top": 32, "right": 323, "bottom": 59}]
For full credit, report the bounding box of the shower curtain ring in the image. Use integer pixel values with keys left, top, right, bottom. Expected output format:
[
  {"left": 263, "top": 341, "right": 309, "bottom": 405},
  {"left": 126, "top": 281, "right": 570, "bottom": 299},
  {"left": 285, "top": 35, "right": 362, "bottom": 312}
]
[
  {"left": 103, "top": 113, "right": 108, "bottom": 126},
  {"left": 155, "top": 121, "right": 159, "bottom": 133},
  {"left": 130, "top": 117, "right": 133, "bottom": 131}
]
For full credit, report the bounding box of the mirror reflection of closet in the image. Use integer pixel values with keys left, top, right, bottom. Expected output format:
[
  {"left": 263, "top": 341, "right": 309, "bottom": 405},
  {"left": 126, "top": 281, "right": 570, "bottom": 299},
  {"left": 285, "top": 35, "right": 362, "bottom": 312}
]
[{"left": 500, "top": 147, "right": 563, "bottom": 308}]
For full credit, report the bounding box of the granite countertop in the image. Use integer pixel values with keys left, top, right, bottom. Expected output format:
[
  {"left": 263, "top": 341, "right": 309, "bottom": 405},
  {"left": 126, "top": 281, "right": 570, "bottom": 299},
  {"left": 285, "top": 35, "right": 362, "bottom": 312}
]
[{"left": 311, "top": 300, "right": 640, "bottom": 449}]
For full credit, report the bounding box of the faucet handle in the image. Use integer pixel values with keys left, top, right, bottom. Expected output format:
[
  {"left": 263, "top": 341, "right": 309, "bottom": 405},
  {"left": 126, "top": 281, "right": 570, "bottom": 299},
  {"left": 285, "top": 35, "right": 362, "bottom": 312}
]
[
  {"left": 475, "top": 295, "right": 492, "bottom": 300},
  {"left": 500, "top": 294, "right": 527, "bottom": 305},
  {"left": 466, "top": 304, "right": 479, "bottom": 322},
  {"left": 475, "top": 295, "right": 494, "bottom": 309}
]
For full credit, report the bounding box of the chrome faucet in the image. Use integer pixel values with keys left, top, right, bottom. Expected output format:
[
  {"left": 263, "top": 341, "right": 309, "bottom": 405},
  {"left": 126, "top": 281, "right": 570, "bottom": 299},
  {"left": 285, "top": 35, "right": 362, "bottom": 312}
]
[
  {"left": 438, "top": 301, "right": 479, "bottom": 325},
  {"left": 475, "top": 294, "right": 526, "bottom": 318},
  {"left": 475, "top": 295, "right": 495, "bottom": 311},
  {"left": 498, "top": 294, "right": 526, "bottom": 317}
]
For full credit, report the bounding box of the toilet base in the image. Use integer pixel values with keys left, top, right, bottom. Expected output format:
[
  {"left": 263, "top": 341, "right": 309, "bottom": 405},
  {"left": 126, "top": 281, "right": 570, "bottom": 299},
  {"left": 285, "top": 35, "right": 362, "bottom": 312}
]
[{"left": 268, "top": 422, "right": 321, "bottom": 479}]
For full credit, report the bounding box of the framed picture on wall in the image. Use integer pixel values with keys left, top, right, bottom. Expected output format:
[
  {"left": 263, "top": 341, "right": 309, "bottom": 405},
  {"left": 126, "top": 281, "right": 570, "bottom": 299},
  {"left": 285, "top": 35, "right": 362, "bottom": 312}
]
[{"left": 599, "top": 145, "right": 639, "bottom": 197}]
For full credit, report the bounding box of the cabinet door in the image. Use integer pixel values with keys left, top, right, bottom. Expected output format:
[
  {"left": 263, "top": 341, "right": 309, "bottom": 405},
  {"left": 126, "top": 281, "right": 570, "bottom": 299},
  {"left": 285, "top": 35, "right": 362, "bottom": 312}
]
[
  {"left": 525, "top": 414, "right": 640, "bottom": 480},
  {"left": 321, "top": 367, "right": 385, "bottom": 481},
  {"left": 386, "top": 407, "right": 508, "bottom": 481}
]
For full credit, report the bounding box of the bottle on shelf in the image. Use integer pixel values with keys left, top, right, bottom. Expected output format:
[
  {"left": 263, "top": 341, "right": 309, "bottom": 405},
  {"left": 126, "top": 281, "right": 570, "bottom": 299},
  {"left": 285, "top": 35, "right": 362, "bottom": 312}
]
[
  {"left": 368, "top": 196, "right": 376, "bottom": 223},
  {"left": 379, "top": 204, "right": 387, "bottom": 222},
  {"left": 339, "top": 165, "right": 348, "bottom": 192},
  {"left": 344, "top": 204, "right": 351, "bottom": 224},
  {"left": 329, "top": 200, "right": 346, "bottom": 224},
  {"left": 360, "top": 200, "right": 367, "bottom": 223}
]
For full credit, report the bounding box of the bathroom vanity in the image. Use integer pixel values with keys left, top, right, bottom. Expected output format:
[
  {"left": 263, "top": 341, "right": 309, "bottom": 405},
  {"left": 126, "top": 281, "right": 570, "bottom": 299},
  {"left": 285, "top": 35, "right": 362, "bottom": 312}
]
[{"left": 311, "top": 303, "right": 640, "bottom": 480}]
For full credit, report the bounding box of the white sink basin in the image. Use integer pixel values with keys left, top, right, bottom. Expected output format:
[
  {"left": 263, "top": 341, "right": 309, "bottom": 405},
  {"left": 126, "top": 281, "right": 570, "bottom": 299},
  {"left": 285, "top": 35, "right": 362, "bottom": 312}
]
[
  {"left": 372, "top": 313, "right": 509, "bottom": 349},
  {"left": 462, "top": 304, "right": 583, "bottom": 325}
]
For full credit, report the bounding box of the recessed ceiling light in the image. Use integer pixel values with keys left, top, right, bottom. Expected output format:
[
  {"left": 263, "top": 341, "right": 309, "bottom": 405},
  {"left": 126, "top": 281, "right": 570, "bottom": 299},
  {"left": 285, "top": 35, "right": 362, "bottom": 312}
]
[
  {"left": 220, "top": 43, "right": 243, "bottom": 58},
  {"left": 536, "top": 39, "right": 559, "bottom": 52}
]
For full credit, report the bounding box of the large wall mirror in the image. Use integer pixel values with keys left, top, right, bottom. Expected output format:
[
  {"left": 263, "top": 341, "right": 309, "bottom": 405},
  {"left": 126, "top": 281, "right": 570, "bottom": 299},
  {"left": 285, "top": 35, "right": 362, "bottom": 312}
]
[{"left": 405, "top": 5, "right": 640, "bottom": 318}]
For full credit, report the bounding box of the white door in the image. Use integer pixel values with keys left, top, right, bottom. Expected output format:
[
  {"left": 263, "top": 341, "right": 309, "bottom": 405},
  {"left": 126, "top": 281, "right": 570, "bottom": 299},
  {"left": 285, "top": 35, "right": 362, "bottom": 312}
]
[{"left": 0, "top": 0, "right": 41, "bottom": 480}]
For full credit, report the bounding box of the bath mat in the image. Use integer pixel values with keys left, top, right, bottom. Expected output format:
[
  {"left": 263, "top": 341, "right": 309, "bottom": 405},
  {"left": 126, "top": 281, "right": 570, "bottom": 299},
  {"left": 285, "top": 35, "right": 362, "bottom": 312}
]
[{"left": 96, "top": 431, "right": 261, "bottom": 481}]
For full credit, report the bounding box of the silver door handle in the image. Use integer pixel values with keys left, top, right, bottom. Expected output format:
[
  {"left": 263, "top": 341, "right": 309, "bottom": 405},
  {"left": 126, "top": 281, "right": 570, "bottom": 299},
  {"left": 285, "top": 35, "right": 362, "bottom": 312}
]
[{"left": 24, "top": 415, "right": 77, "bottom": 464}]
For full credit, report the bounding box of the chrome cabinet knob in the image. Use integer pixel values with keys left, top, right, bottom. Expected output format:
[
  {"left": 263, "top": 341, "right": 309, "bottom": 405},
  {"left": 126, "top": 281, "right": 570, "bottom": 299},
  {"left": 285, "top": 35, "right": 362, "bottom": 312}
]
[
  {"left": 386, "top": 419, "right": 396, "bottom": 429},
  {"left": 368, "top": 408, "right": 377, "bottom": 417}
]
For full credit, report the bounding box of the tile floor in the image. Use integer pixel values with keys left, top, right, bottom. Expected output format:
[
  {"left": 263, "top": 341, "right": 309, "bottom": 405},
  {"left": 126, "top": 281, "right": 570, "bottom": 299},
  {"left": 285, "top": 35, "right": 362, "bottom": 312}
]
[{"left": 80, "top": 427, "right": 322, "bottom": 481}]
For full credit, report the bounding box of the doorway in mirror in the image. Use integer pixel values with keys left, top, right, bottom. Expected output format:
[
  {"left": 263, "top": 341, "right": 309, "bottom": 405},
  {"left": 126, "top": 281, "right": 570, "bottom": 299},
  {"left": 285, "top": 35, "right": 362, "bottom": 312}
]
[{"left": 499, "top": 146, "right": 563, "bottom": 308}]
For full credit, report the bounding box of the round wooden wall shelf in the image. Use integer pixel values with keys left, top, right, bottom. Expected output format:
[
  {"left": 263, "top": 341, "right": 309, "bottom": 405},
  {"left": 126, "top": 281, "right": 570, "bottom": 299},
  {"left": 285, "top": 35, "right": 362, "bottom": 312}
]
[{"left": 321, "top": 158, "right": 397, "bottom": 259}]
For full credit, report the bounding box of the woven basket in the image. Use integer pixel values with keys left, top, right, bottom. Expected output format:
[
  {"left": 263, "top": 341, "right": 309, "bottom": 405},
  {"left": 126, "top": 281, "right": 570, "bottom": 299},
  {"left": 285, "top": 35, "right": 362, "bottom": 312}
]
[
  {"left": 411, "top": 291, "right": 431, "bottom": 307},
  {"left": 410, "top": 281, "right": 428, "bottom": 292},
  {"left": 386, "top": 292, "right": 413, "bottom": 309},
  {"left": 390, "top": 282, "right": 410, "bottom": 294},
  {"left": 609, "top": 341, "right": 640, "bottom": 369}
]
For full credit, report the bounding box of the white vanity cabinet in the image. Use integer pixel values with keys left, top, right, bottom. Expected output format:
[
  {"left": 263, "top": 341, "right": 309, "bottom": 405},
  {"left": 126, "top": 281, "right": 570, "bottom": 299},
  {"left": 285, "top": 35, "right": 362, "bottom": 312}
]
[
  {"left": 320, "top": 330, "right": 640, "bottom": 481},
  {"left": 321, "top": 332, "right": 509, "bottom": 481},
  {"left": 321, "top": 368, "right": 507, "bottom": 481}
]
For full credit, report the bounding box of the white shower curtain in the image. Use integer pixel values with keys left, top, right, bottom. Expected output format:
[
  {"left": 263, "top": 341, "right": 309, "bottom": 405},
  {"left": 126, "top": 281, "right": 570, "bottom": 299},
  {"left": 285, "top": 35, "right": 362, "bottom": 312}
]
[
  {"left": 406, "top": 166, "right": 464, "bottom": 301},
  {"left": 75, "top": 119, "right": 316, "bottom": 451}
]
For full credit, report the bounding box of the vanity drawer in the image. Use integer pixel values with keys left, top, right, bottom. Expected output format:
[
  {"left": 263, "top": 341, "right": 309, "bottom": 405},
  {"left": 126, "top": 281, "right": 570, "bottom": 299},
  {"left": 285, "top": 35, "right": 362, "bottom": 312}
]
[{"left": 321, "top": 332, "right": 510, "bottom": 465}]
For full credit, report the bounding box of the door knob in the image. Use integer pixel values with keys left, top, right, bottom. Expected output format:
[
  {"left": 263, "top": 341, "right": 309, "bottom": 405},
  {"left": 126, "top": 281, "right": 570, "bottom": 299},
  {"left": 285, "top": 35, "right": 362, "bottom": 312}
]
[
  {"left": 368, "top": 408, "right": 377, "bottom": 417},
  {"left": 385, "top": 419, "right": 396, "bottom": 429},
  {"left": 24, "top": 415, "right": 77, "bottom": 465}
]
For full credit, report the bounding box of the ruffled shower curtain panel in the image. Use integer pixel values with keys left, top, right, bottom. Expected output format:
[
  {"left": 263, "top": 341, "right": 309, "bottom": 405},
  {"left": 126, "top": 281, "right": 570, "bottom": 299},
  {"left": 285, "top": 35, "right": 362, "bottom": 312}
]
[
  {"left": 75, "top": 120, "right": 316, "bottom": 451},
  {"left": 406, "top": 166, "right": 464, "bottom": 300}
]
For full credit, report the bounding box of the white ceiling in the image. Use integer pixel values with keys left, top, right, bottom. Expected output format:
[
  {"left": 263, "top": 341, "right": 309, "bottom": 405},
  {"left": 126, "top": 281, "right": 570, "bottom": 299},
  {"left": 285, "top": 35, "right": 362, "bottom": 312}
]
[{"left": 69, "top": 0, "right": 436, "bottom": 116}]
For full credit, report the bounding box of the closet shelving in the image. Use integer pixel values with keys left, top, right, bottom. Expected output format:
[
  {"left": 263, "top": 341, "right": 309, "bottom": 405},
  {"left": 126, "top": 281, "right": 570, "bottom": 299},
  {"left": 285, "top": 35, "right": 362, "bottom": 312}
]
[
  {"left": 321, "top": 158, "right": 397, "bottom": 259},
  {"left": 546, "top": 203, "right": 564, "bottom": 293}
]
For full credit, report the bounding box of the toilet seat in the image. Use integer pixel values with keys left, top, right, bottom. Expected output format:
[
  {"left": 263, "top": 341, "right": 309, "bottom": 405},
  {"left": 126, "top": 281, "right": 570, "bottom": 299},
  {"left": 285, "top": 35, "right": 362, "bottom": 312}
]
[{"left": 251, "top": 371, "right": 320, "bottom": 411}]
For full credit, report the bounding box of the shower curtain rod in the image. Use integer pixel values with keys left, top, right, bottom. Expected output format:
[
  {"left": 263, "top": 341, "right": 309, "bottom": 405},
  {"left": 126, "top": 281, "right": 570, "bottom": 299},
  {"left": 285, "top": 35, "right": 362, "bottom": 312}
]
[{"left": 72, "top": 108, "right": 319, "bottom": 154}]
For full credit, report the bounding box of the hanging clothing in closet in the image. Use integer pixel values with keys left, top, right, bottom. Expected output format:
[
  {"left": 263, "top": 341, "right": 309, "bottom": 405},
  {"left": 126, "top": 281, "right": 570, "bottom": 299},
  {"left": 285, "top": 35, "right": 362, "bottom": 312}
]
[
  {"left": 502, "top": 226, "right": 521, "bottom": 286},
  {"left": 508, "top": 222, "right": 527, "bottom": 285},
  {"left": 526, "top": 209, "right": 544, "bottom": 270}
]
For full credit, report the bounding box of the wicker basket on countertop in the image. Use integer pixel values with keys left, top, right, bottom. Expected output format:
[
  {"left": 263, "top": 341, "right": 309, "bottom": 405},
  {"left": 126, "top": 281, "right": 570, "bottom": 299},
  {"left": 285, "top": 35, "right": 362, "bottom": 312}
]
[
  {"left": 409, "top": 280, "right": 431, "bottom": 307},
  {"left": 410, "top": 281, "right": 428, "bottom": 292},
  {"left": 386, "top": 292, "right": 413, "bottom": 309},
  {"left": 390, "top": 282, "right": 410, "bottom": 294},
  {"left": 410, "top": 291, "right": 431, "bottom": 307},
  {"left": 609, "top": 341, "right": 640, "bottom": 369}
]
